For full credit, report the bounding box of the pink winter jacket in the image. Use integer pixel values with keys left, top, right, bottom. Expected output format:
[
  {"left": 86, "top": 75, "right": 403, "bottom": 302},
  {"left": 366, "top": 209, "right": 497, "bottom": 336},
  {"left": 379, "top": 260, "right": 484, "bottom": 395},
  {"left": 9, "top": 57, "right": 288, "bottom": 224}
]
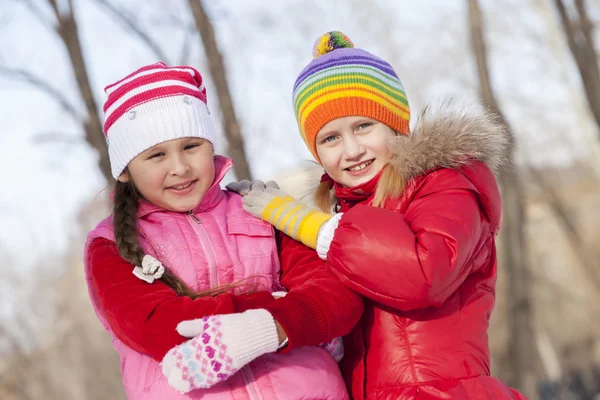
[{"left": 83, "top": 156, "right": 348, "bottom": 400}]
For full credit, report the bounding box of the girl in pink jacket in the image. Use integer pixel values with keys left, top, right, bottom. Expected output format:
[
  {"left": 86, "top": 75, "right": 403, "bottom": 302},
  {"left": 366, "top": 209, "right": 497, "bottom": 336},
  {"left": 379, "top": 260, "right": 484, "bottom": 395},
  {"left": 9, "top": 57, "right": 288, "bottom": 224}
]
[{"left": 84, "top": 62, "right": 362, "bottom": 399}]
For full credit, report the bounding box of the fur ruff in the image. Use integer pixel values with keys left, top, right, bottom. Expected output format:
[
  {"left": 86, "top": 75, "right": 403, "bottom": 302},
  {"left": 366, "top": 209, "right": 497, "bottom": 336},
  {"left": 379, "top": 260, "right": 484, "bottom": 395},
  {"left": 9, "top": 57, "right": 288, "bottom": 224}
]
[{"left": 389, "top": 98, "right": 512, "bottom": 183}]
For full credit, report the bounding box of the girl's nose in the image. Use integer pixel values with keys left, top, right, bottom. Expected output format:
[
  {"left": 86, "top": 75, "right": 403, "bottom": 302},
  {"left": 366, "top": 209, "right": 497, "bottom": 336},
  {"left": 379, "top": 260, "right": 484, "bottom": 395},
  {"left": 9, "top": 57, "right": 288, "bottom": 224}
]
[
  {"left": 169, "top": 154, "right": 190, "bottom": 175},
  {"left": 343, "top": 135, "right": 366, "bottom": 160}
]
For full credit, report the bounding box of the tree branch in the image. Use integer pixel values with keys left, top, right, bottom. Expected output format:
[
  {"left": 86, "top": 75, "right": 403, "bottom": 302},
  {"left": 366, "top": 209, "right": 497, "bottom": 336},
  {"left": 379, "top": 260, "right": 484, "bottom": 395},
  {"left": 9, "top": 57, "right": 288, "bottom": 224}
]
[
  {"left": 46, "top": 0, "right": 60, "bottom": 21},
  {"left": 525, "top": 166, "right": 600, "bottom": 287},
  {"left": 43, "top": 0, "right": 112, "bottom": 183},
  {"left": 554, "top": 0, "right": 600, "bottom": 139},
  {"left": 30, "top": 132, "right": 84, "bottom": 146},
  {"left": 95, "top": 0, "right": 169, "bottom": 62},
  {"left": 554, "top": 0, "right": 583, "bottom": 65},
  {"left": 0, "top": 65, "right": 82, "bottom": 121},
  {"left": 187, "top": 0, "right": 252, "bottom": 180},
  {"left": 20, "top": 0, "right": 56, "bottom": 31},
  {"left": 178, "top": 26, "right": 195, "bottom": 65},
  {"left": 574, "top": 0, "right": 596, "bottom": 53}
]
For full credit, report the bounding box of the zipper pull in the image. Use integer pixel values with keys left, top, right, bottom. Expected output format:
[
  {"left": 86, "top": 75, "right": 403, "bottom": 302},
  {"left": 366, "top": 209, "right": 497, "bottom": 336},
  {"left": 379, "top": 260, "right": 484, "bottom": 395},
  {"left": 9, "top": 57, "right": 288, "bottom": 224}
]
[{"left": 188, "top": 211, "right": 201, "bottom": 224}]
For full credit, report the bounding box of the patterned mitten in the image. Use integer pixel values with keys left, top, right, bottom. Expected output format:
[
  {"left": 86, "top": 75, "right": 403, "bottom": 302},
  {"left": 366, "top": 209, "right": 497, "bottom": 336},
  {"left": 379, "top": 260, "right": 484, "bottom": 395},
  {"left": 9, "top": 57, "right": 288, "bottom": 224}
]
[
  {"left": 161, "top": 309, "right": 279, "bottom": 393},
  {"left": 319, "top": 336, "right": 344, "bottom": 362},
  {"left": 243, "top": 187, "right": 331, "bottom": 249}
]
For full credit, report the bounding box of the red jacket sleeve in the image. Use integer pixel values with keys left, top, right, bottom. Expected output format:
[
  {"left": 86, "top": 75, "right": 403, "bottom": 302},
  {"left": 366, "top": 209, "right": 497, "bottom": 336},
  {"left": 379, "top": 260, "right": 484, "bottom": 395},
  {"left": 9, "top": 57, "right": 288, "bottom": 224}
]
[
  {"left": 264, "top": 233, "right": 364, "bottom": 351},
  {"left": 327, "top": 173, "right": 489, "bottom": 311},
  {"left": 89, "top": 238, "right": 275, "bottom": 361}
]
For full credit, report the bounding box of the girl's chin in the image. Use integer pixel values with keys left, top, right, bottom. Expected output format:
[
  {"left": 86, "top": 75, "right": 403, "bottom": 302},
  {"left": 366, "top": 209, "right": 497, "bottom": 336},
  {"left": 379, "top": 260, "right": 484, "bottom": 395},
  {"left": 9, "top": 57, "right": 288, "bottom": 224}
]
[
  {"left": 163, "top": 197, "right": 203, "bottom": 213},
  {"left": 343, "top": 170, "right": 380, "bottom": 187}
]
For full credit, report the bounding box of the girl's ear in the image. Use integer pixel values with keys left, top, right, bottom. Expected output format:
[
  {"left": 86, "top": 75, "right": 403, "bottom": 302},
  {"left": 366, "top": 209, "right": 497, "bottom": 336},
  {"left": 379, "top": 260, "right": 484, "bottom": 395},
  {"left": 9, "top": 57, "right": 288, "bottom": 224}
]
[{"left": 118, "top": 169, "right": 130, "bottom": 183}]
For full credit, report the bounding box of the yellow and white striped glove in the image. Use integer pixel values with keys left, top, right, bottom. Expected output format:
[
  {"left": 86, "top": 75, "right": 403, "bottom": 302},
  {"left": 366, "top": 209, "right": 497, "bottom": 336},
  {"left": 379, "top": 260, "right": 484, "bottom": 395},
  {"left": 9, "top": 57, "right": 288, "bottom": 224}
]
[{"left": 242, "top": 186, "right": 332, "bottom": 250}]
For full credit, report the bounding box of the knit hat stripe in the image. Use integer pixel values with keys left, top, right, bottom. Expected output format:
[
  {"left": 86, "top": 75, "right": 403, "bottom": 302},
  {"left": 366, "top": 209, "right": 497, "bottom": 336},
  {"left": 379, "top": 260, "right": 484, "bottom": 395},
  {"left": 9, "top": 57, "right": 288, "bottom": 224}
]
[
  {"left": 294, "top": 55, "right": 397, "bottom": 90},
  {"left": 105, "top": 64, "right": 200, "bottom": 95},
  {"left": 298, "top": 87, "right": 409, "bottom": 129},
  {"left": 298, "top": 91, "right": 410, "bottom": 147},
  {"left": 294, "top": 65, "right": 405, "bottom": 98},
  {"left": 104, "top": 85, "right": 206, "bottom": 134},
  {"left": 104, "top": 62, "right": 167, "bottom": 93},
  {"left": 104, "top": 73, "right": 204, "bottom": 112},
  {"left": 294, "top": 74, "right": 408, "bottom": 113},
  {"left": 302, "top": 98, "right": 410, "bottom": 158},
  {"left": 299, "top": 88, "right": 410, "bottom": 129},
  {"left": 105, "top": 79, "right": 202, "bottom": 118}
]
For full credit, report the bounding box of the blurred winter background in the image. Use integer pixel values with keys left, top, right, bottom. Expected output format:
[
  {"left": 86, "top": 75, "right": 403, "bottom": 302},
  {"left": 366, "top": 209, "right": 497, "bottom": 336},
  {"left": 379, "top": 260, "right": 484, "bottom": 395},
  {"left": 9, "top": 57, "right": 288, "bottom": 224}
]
[{"left": 1, "top": 0, "right": 600, "bottom": 399}]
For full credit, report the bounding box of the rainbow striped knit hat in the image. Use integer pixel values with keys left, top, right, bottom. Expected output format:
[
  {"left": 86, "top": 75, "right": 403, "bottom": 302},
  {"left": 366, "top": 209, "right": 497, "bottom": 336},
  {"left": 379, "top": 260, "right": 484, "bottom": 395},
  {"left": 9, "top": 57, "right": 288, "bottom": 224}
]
[{"left": 293, "top": 31, "right": 410, "bottom": 161}]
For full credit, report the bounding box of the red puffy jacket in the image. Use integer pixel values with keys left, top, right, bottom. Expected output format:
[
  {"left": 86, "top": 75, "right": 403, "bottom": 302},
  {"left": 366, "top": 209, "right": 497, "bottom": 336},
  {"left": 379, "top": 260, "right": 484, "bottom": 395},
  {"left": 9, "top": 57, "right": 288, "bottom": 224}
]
[{"left": 316, "top": 107, "right": 528, "bottom": 399}]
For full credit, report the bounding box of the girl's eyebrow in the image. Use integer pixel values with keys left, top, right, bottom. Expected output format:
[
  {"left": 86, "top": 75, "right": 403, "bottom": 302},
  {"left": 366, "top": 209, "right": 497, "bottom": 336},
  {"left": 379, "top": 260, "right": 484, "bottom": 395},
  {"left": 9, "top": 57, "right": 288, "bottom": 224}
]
[
  {"left": 142, "top": 144, "right": 164, "bottom": 155},
  {"left": 347, "top": 119, "right": 370, "bottom": 131},
  {"left": 354, "top": 117, "right": 374, "bottom": 125}
]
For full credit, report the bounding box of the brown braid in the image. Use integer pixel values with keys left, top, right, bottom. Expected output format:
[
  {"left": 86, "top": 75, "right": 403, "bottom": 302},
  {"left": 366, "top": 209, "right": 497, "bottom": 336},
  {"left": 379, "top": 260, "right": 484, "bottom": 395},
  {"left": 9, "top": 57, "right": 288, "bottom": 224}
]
[
  {"left": 113, "top": 180, "right": 144, "bottom": 266},
  {"left": 113, "top": 180, "right": 258, "bottom": 299}
]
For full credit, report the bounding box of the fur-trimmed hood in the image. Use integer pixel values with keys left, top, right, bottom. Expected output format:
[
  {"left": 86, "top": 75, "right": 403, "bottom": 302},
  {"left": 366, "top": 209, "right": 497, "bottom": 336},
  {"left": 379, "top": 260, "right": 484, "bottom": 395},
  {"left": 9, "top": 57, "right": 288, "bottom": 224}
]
[
  {"left": 273, "top": 99, "right": 512, "bottom": 205},
  {"left": 389, "top": 98, "right": 512, "bottom": 183}
]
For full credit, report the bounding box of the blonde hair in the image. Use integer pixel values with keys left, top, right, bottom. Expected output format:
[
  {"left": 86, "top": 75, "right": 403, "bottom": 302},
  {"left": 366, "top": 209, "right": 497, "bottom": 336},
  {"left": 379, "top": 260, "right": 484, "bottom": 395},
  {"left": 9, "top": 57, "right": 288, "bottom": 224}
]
[{"left": 314, "top": 164, "right": 406, "bottom": 213}]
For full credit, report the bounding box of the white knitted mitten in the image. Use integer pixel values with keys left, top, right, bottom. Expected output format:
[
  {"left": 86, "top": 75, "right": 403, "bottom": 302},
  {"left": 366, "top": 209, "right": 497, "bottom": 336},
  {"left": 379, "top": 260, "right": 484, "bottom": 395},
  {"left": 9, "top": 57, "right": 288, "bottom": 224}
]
[{"left": 161, "top": 309, "right": 279, "bottom": 393}]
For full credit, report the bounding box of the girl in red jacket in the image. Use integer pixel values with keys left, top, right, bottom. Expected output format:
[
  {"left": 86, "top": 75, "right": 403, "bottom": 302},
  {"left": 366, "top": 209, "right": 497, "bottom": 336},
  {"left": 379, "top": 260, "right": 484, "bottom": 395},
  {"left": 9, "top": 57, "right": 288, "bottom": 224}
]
[
  {"left": 207, "top": 31, "right": 529, "bottom": 399},
  {"left": 85, "top": 62, "right": 363, "bottom": 399}
]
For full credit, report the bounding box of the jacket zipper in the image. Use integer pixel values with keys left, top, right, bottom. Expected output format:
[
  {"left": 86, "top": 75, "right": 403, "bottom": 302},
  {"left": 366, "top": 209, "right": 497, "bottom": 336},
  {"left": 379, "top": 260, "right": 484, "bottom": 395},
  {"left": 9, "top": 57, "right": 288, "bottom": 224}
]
[
  {"left": 188, "top": 211, "right": 219, "bottom": 288},
  {"left": 188, "top": 212, "right": 262, "bottom": 400},
  {"left": 241, "top": 365, "right": 262, "bottom": 400}
]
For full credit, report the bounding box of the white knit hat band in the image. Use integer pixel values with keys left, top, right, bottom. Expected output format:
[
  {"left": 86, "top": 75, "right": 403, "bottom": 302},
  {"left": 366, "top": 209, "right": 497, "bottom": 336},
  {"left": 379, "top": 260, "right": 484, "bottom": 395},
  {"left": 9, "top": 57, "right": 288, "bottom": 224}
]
[{"left": 107, "top": 95, "right": 215, "bottom": 179}]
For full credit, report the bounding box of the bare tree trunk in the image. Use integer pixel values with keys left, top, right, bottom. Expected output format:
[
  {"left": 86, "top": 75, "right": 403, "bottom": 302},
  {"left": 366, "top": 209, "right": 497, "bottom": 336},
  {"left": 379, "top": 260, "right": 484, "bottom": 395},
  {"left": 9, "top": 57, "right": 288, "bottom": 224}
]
[
  {"left": 187, "top": 0, "right": 252, "bottom": 180},
  {"left": 526, "top": 167, "right": 600, "bottom": 288},
  {"left": 554, "top": 0, "right": 600, "bottom": 140},
  {"left": 47, "top": 0, "right": 112, "bottom": 183},
  {"left": 535, "top": 0, "right": 600, "bottom": 178},
  {"left": 467, "top": 0, "right": 538, "bottom": 396}
]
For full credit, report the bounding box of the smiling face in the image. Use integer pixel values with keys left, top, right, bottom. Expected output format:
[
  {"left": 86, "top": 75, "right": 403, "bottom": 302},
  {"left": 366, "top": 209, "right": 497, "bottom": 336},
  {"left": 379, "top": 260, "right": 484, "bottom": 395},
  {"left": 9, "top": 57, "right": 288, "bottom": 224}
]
[
  {"left": 315, "top": 116, "right": 396, "bottom": 188},
  {"left": 118, "top": 137, "right": 215, "bottom": 212}
]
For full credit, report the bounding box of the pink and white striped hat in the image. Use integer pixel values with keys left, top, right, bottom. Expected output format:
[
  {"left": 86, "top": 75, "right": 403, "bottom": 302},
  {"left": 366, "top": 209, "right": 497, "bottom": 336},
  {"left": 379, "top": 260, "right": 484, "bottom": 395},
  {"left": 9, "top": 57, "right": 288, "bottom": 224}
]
[{"left": 103, "top": 62, "right": 216, "bottom": 179}]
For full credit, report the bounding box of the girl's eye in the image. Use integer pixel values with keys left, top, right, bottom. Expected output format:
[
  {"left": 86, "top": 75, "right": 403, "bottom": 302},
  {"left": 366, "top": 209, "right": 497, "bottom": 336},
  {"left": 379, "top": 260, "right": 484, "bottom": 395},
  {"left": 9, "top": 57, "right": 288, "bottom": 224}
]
[
  {"left": 321, "top": 135, "right": 338, "bottom": 144},
  {"left": 148, "top": 152, "right": 164, "bottom": 159},
  {"left": 356, "top": 122, "right": 373, "bottom": 130},
  {"left": 184, "top": 143, "right": 199, "bottom": 150}
]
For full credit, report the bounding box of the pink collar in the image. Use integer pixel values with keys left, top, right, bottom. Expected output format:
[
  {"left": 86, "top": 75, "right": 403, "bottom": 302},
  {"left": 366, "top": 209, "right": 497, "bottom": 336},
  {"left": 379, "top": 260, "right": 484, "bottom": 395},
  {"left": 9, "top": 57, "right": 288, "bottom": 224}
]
[{"left": 137, "top": 155, "right": 233, "bottom": 217}]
